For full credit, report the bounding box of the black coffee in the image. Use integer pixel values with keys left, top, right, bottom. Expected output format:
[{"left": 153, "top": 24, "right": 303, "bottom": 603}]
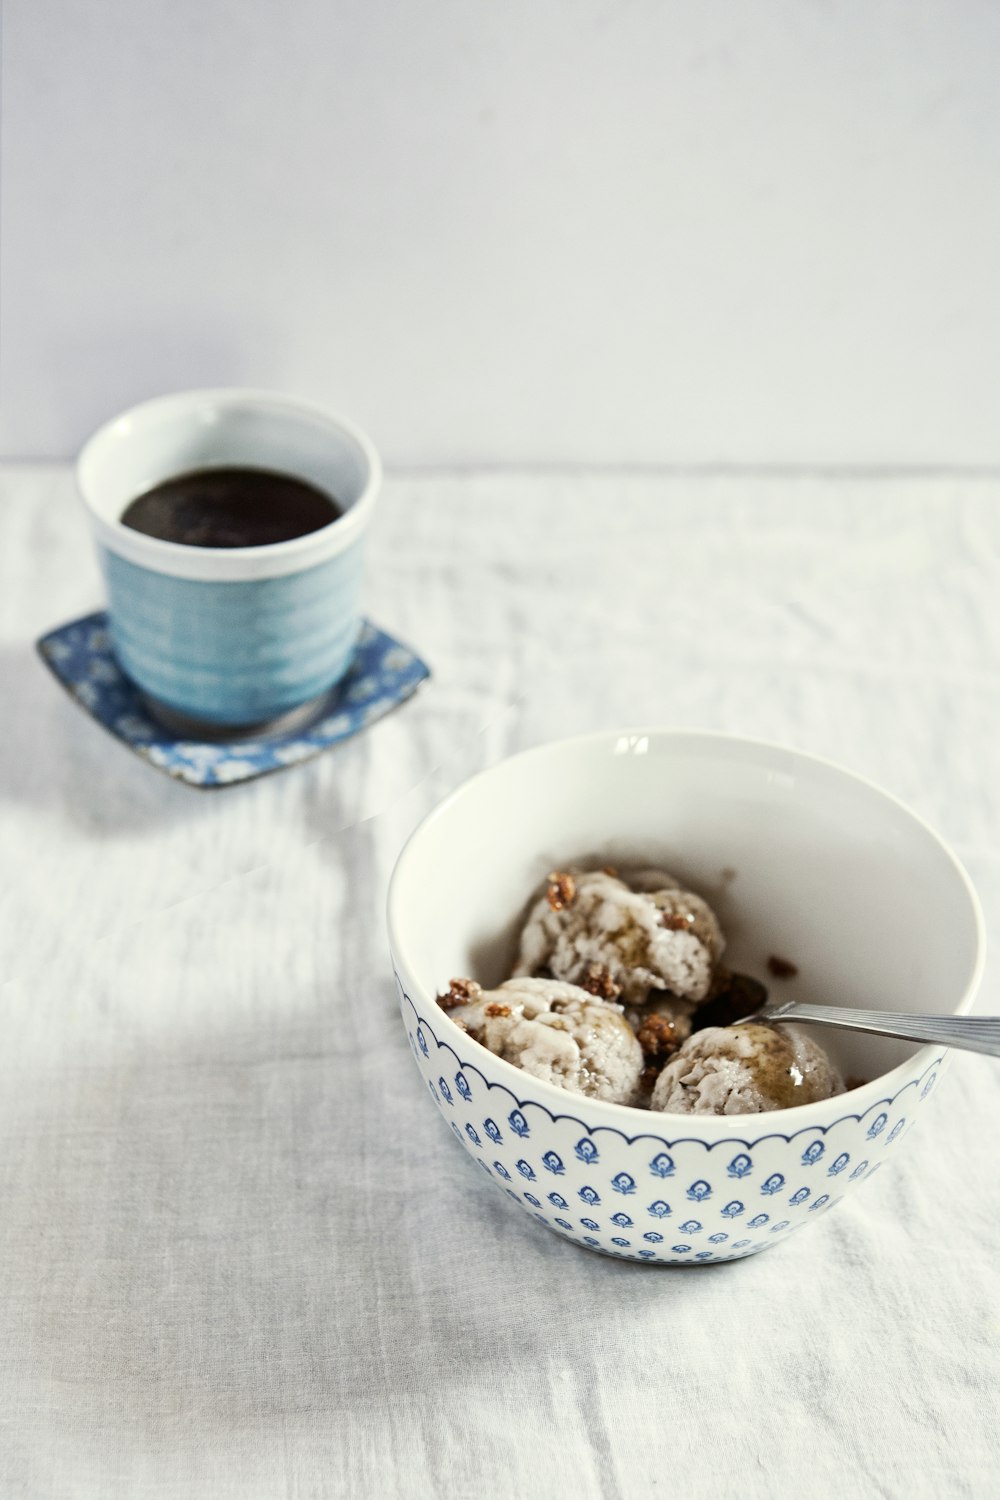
[{"left": 119, "top": 466, "right": 342, "bottom": 548}]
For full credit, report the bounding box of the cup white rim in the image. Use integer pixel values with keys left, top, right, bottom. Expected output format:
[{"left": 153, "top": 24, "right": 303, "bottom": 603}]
[
  {"left": 76, "top": 388, "right": 381, "bottom": 582},
  {"left": 387, "top": 727, "right": 987, "bottom": 1134}
]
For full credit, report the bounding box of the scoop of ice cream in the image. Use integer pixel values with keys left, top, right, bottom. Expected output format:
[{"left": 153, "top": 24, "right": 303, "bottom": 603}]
[
  {"left": 445, "top": 976, "right": 643, "bottom": 1105},
  {"left": 514, "top": 868, "right": 724, "bottom": 1005},
  {"left": 650, "top": 1023, "right": 844, "bottom": 1115}
]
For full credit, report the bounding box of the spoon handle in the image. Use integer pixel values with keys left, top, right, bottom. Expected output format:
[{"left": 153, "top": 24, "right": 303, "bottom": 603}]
[{"left": 756, "top": 1001, "right": 1000, "bottom": 1058}]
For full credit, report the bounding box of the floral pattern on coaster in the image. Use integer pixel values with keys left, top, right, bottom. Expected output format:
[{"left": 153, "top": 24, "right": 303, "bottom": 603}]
[{"left": 37, "top": 610, "right": 431, "bottom": 788}]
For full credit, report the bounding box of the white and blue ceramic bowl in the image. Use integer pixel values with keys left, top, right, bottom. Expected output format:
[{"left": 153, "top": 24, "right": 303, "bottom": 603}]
[
  {"left": 77, "top": 389, "right": 380, "bottom": 730},
  {"left": 387, "top": 730, "right": 985, "bottom": 1264}
]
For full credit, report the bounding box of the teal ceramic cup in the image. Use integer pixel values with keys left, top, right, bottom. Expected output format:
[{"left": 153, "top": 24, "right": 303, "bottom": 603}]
[{"left": 77, "top": 390, "right": 381, "bottom": 732}]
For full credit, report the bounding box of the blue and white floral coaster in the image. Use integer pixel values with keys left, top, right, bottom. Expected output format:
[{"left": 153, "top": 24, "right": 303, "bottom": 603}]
[{"left": 37, "top": 611, "right": 431, "bottom": 788}]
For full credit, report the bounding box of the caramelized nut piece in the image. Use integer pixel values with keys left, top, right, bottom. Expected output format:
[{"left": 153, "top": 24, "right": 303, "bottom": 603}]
[
  {"left": 636, "top": 1010, "right": 682, "bottom": 1061},
  {"left": 546, "top": 871, "right": 577, "bottom": 911},
  {"left": 579, "top": 961, "right": 621, "bottom": 1000},
  {"left": 437, "top": 977, "right": 483, "bottom": 1010},
  {"left": 484, "top": 1002, "right": 512, "bottom": 1018},
  {"left": 661, "top": 910, "right": 695, "bottom": 932}
]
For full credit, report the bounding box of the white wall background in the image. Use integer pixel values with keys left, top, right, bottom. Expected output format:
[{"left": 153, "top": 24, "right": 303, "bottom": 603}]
[{"left": 2, "top": 0, "right": 999, "bottom": 467}]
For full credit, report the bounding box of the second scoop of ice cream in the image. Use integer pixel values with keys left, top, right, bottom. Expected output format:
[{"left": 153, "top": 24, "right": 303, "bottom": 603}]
[
  {"left": 514, "top": 868, "right": 724, "bottom": 1005},
  {"left": 447, "top": 976, "right": 644, "bottom": 1105},
  {"left": 650, "top": 1023, "right": 844, "bottom": 1115}
]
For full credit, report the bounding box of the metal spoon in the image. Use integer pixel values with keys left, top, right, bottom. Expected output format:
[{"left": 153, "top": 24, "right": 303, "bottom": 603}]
[{"left": 742, "top": 999, "right": 1000, "bottom": 1059}]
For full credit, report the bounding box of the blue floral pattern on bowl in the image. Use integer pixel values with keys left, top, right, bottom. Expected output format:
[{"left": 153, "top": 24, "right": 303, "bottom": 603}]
[
  {"left": 37, "top": 610, "right": 430, "bottom": 787},
  {"left": 395, "top": 973, "right": 947, "bottom": 1266}
]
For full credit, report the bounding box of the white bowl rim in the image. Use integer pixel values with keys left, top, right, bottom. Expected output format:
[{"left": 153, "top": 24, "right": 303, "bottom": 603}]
[{"left": 387, "top": 727, "right": 987, "bottom": 1135}]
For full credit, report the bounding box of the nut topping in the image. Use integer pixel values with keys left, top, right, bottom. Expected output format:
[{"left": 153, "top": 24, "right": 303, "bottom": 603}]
[{"left": 546, "top": 871, "right": 577, "bottom": 911}]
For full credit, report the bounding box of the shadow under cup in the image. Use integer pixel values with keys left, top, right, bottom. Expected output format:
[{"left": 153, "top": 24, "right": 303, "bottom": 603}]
[{"left": 76, "top": 390, "right": 381, "bottom": 733}]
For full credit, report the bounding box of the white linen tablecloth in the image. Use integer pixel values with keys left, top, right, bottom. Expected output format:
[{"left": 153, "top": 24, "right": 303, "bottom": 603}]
[{"left": 1, "top": 467, "right": 998, "bottom": 1498}]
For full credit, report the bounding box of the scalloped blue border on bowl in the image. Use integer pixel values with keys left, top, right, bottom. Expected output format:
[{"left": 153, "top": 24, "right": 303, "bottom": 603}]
[
  {"left": 38, "top": 609, "right": 430, "bottom": 787},
  {"left": 397, "top": 978, "right": 942, "bottom": 1151}
]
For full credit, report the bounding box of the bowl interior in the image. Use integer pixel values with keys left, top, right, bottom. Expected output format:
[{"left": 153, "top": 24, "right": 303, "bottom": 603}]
[{"left": 390, "top": 731, "right": 982, "bottom": 1087}]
